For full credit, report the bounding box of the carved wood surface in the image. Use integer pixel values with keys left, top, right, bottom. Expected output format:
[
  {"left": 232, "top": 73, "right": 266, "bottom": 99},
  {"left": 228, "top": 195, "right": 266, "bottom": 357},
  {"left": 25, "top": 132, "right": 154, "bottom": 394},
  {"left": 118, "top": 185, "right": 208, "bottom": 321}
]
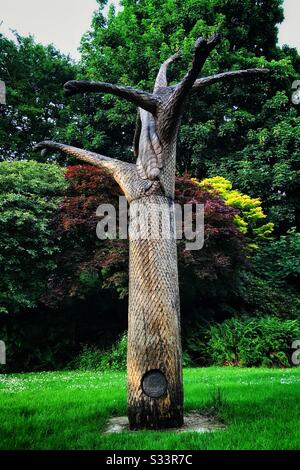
[{"left": 128, "top": 195, "right": 183, "bottom": 429}]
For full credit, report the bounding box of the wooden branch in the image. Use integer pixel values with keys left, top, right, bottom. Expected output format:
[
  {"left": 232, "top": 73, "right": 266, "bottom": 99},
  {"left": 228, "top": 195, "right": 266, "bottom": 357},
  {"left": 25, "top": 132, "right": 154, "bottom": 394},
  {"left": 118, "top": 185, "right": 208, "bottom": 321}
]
[
  {"left": 156, "top": 34, "right": 221, "bottom": 140},
  {"left": 64, "top": 80, "right": 159, "bottom": 114},
  {"left": 171, "top": 33, "right": 221, "bottom": 105},
  {"left": 192, "top": 68, "right": 270, "bottom": 91},
  {"left": 34, "top": 140, "right": 126, "bottom": 175},
  {"left": 154, "top": 51, "right": 181, "bottom": 91},
  {"left": 34, "top": 140, "right": 160, "bottom": 203}
]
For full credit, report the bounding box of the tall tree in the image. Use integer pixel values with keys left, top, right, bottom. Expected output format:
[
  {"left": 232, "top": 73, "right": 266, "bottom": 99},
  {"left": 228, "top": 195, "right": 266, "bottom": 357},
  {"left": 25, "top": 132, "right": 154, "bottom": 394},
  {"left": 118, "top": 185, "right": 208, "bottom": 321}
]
[{"left": 0, "top": 33, "right": 75, "bottom": 160}]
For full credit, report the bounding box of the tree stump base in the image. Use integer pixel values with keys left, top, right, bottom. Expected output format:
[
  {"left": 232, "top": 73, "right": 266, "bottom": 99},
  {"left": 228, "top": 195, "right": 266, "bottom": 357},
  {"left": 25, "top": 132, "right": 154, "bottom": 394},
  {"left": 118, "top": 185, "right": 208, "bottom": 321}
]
[{"left": 104, "top": 411, "right": 225, "bottom": 434}]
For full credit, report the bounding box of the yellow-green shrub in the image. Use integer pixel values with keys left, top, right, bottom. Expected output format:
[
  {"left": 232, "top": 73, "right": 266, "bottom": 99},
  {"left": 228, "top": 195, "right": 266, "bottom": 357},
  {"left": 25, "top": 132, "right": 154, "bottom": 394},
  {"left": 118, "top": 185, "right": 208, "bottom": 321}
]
[{"left": 194, "top": 176, "right": 274, "bottom": 247}]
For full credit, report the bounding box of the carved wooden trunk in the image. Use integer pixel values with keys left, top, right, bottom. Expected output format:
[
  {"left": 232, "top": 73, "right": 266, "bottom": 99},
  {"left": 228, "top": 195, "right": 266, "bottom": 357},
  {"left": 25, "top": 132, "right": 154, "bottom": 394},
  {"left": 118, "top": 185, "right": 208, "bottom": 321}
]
[{"left": 127, "top": 195, "right": 183, "bottom": 429}]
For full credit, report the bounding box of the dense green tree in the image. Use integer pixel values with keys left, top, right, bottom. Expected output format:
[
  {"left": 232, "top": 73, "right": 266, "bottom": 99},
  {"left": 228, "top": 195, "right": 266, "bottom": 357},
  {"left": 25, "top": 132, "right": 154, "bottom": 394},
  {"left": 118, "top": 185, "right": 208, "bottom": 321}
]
[
  {"left": 0, "top": 33, "right": 76, "bottom": 161},
  {"left": 0, "top": 161, "right": 67, "bottom": 314},
  {"left": 207, "top": 91, "right": 300, "bottom": 232}
]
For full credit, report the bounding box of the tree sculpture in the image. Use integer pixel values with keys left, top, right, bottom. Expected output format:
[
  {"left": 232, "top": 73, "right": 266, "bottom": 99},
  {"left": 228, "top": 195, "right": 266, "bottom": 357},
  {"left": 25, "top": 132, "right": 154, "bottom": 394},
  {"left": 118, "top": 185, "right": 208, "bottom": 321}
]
[{"left": 35, "top": 34, "right": 268, "bottom": 430}]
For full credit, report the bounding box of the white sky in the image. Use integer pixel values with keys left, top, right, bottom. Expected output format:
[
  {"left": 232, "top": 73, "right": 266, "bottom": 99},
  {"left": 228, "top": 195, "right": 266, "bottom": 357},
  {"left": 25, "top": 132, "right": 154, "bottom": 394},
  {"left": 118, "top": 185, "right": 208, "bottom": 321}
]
[
  {"left": 0, "top": 0, "right": 299, "bottom": 60},
  {"left": 278, "top": 0, "right": 300, "bottom": 50}
]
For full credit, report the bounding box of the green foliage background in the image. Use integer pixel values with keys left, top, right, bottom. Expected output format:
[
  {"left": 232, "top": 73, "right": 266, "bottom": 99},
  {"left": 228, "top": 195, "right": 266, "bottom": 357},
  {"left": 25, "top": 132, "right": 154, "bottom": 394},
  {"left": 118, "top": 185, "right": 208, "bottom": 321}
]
[{"left": 0, "top": 0, "right": 299, "bottom": 371}]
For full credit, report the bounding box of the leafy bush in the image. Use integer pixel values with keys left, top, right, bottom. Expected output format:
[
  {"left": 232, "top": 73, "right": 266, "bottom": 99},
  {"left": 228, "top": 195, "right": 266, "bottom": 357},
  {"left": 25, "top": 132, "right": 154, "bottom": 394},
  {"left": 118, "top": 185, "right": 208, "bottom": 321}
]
[
  {"left": 250, "top": 228, "right": 300, "bottom": 288},
  {"left": 187, "top": 316, "right": 300, "bottom": 367},
  {"left": 73, "top": 333, "right": 128, "bottom": 372},
  {"left": 182, "top": 351, "right": 194, "bottom": 367},
  {"left": 42, "top": 164, "right": 128, "bottom": 307},
  {"left": 237, "top": 271, "right": 300, "bottom": 319},
  {"left": 194, "top": 176, "right": 274, "bottom": 247},
  {"left": 0, "top": 161, "right": 67, "bottom": 314},
  {"left": 73, "top": 333, "right": 194, "bottom": 371}
]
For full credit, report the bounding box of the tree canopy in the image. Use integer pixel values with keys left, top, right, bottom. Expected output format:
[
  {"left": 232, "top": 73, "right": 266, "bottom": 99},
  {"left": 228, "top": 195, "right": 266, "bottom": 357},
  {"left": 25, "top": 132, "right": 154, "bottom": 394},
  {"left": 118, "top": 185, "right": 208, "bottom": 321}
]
[{"left": 0, "top": 33, "right": 76, "bottom": 161}]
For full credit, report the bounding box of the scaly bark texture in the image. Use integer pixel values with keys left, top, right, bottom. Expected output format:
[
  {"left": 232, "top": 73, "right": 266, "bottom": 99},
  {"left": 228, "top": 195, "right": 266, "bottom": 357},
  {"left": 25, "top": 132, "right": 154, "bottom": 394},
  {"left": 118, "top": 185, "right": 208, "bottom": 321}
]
[
  {"left": 128, "top": 195, "right": 183, "bottom": 429},
  {"left": 35, "top": 33, "right": 269, "bottom": 429}
]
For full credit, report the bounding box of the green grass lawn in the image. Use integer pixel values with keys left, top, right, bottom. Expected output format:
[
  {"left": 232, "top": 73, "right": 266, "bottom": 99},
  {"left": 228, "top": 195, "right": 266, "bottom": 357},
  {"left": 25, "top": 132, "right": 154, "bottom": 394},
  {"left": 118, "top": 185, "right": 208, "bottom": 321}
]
[{"left": 0, "top": 367, "right": 299, "bottom": 450}]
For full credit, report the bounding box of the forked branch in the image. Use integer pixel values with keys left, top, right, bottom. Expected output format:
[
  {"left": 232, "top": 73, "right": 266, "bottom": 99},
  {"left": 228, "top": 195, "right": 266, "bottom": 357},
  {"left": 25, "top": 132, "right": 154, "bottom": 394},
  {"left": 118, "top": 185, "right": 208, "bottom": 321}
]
[
  {"left": 171, "top": 33, "right": 221, "bottom": 106},
  {"left": 154, "top": 51, "right": 181, "bottom": 91}
]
